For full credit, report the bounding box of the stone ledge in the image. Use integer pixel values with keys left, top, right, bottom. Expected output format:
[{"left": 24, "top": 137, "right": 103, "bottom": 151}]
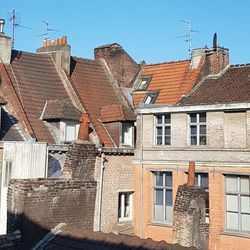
[{"left": 220, "top": 230, "right": 250, "bottom": 239}]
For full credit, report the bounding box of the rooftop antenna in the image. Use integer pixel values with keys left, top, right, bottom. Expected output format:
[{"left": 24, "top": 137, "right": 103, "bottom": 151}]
[
  {"left": 39, "top": 20, "right": 59, "bottom": 40},
  {"left": 176, "top": 20, "right": 200, "bottom": 58},
  {"left": 8, "top": 9, "right": 33, "bottom": 49}
]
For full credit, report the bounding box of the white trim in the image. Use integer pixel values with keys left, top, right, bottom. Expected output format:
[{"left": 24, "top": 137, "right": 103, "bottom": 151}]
[{"left": 138, "top": 103, "right": 250, "bottom": 114}]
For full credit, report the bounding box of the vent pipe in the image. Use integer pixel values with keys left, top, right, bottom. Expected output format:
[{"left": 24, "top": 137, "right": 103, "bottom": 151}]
[{"left": 0, "top": 19, "right": 5, "bottom": 34}]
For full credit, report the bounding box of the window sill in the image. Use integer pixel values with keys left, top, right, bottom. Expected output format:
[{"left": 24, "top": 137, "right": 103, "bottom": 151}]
[
  {"left": 118, "top": 218, "right": 133, "bottom": 223},
  {"left": 221, "top": 230, "right": 250, "bottom": 239},
  {"left": 148, "top": 221, "right": 173, "bottom": 228}
]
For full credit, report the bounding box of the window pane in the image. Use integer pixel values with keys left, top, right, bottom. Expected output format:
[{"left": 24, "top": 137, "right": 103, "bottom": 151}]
[
  {"left": 164, "top": 136, "right": 171, "bottom": 145},
  {"left": 155, "top": 172, "right": 163, "bottom": 186},
  {"left": 241, "top": 196, "right": 250, "bottom": 213},
  {"left": 226, "top": 212, "right": 239, "bottom": 230},
  {"left": 191, "top": 136, "right": 197, "bottom": 145},
  {"left": 165, "top": 115, "right": 171, "bottom": 124},
  {"left": 154, "top": 203, "right": 164, "bottom": 221},
  {"left": 190, "top": 113, "right": 197, "bottom": 123},
  {"left": 66, "top": 124, "right": 76, "bottom": 141},
  {"left": 226, "top": 176, "right": 238, "bottom": 192},
  {"left": 144, "top": 95, "right": 152, "bottom": 104},
  {"left": 156, "top": 127, "right": 162, "bottom": 136},
  {"left": 157, "top": 137, "right": 162, "bottom": 145},
  {"left": 124, "top": 193, "right": 130, "bottom": 217},
  {"left": 242, "top": 214, "right": 250, "bottom": 232},
  {"left": 199, "top": 113, "right": 206, "bottom": 123},
  {"left": 165, "top": 126, "right": 170, "bottom": 136},
  {"left": 165, "top": 172, "right": 172, "bottom": 187},
  {"left": 240, "top": 177, "right": 250, "bottom": 194},
  {"left": 200, "top": 125, "right": 206, "bottom": 134},
  {"left": 200, "top": 174, "right": 209, "bottom": 189},
  {"left": 166, "top": 190, "right": 172, "bottom": 206},
  {"left": 155, "top": 189, "right": 163, "bottom": 205},
  {"left": 190, "top": 125, "right": 197, "bottom": 135},
  {"left": 226, "top": 194, "right": 238, "bottom": 212},
  {"left": 199, "top": 136, "right": 206, "bottom": 145},
  {"left": 156, "top": 115, "right": 162, "bottom": 124}
]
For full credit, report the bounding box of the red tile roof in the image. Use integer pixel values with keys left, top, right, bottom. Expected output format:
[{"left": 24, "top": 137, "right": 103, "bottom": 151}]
[
  {"left": 134, "top": 59, "right": 204, "bottom": 106},
  {"left": 100, "top": 104, "right": 136, "bottom": 123},
  {"left": 70, "top": 58, "right": 133, "bottom": 147},
  {"left": 8, "top": 50, "right": 72, "bottom": 143},
  {"left": 180, "top": 65, "right": 250, "bottom": 105}
]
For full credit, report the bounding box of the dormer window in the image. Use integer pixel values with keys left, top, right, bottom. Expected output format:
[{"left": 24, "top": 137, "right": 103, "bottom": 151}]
[
  {"left": 65, "top": 123, "right": 77, "bottom": 141},
  {"left": 143, "top": 91, "right": 159, "bottom": 104},
  {"left": 137, "top": 75, "right": 152, "bottom": 91},
  {"left": 120, "top": 122, "right": 134, "bottom": 147}
]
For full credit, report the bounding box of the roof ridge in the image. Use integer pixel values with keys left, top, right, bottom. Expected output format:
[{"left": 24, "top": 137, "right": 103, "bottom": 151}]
[
  {"left": 144, "top": 59, "right": 190, "bottom": 67},
  {"left": 230, "top": 63, "right": 250, "bottom": 68}
]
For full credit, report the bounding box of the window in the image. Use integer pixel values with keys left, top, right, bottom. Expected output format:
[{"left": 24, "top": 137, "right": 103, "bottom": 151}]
[
  {"left": 153, "top": 172, "right": 173, "bottom": 223},
  {"left": 143, "top": 91, "right": 159, "bottom": 104},
  {"left": 121, "top": 122, "right": 133, "bottom": 147},
  {"left": 118, "top": 192, "right": 133, "bottom": 220},
  {"left": 137, "top": 76, "right": 152, "bottom": 90},
  {"left": 189, "top": 113, "right": 206, "bottom": 146},
  {"left": 65, "top": 123, "right": 76, "bottom": 141},
  {"left": 195, "top": 173, "right": 209, "bottom": 220},
  {"left": 225, "top": 175, "right": 250, "bottom": 233},
  {"left": 155, "top": 114, "right": 171, "bottom": 145},
  {"left": 4, "top": 160, "right": 12, "bottom": 186}
]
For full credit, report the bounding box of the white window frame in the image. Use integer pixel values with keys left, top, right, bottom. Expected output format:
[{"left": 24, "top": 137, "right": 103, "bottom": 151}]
[
  {"left": 155, "top": 114, "right": 171, "bottom": 146},
  {"left": 3, "top": 160, "right": 12, "bottom": 186},
  {"left": 189, "top": 113, "right": 206, "bottom": 146},
  {"left": 153, "top": 171, "right": 173, "bottom": 224},
  {"left": 118, "top": 192, "right": 133, "bottom": 221},
  {"left": 120, "top": 122, "right": 134, "bottom": 147},
  {"left": 65, "top": 122, "right": 77, "bottom": 142},
  {"left": 225, "top": 175, "right": 250, "bottom": 233}
]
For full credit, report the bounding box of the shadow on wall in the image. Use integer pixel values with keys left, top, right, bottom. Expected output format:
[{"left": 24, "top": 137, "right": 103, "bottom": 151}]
[{"left": 5, "top": 212, "right": 197, "bottom": 250}]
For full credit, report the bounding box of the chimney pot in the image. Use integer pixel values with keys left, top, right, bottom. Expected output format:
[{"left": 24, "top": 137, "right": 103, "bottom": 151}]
[
  {"left": 55, "top": 38, "right": 59, "bottom": 45},
  {"left": 0, "top": 19, "right": 5, "bottom": 34},
  {"left": 187, "top": 161, "right": 195, "bottom": 186},
  {"left": 62, "top": 36, "right": 67, "bottom": 44},
  {"left": 78, "top": 114, "right": 90, "bottom": 141}
]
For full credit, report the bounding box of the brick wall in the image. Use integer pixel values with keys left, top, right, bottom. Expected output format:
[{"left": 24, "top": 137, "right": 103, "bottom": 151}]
[
  {"left": 7, "top": 179, "right": 97, "bottom": 247},
  {"left": 94, "top": 44, "right": 139, "bottom": 88},
  {"left": 172, "top": 184, "right": 208, "bottom": 249},
  {"left": 62, "top": 141, "right": 96, "bottom": 180}
]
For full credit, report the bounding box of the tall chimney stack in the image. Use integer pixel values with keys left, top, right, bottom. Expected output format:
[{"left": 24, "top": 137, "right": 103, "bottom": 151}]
[{"left": 0, "top": 19, "right": 12, "bottom": 64}]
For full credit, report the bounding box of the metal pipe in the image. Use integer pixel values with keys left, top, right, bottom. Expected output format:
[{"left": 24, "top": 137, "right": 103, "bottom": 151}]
[
  {"left": 97, "top": 152, "right": 105, "bottom": 231},
  {"left": 139, "top": 113, "right": 144, "bottom": 237}
]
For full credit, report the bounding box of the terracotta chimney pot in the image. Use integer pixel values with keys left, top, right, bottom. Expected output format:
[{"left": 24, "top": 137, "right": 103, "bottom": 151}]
[
  {"left": 187, "top": 161, "right": 195, "bottom": 186},
  {"left": 42, "top": 40, "right": 47, "bottom": 47},
  {"left": 78, "top": 114, "right": 90, "bottom": 141},
  {"left": 55, "top": 38, "right": 59, "bottom": 45},
  {"left": 61, "top": 36, "right": 67, "bottom": 44},
  {"left": 46, "top": 39, "right": 51, "bottom": 47}
]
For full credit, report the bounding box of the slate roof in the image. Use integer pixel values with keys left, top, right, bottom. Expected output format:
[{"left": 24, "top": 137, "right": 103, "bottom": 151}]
[
  {"left": 7, "top": 50, "right": 72, "bottom": 143},
  {"left": 41, "top": 99, "right": 82, "bottom": 121},
  {"left": 41, "top": 224, "right": 196, "bottom": 250},
  {"left": 133, "top": 59, "right": 204, "bottom": 107},
  {"left": 100, "top": 104, "right": 136, "bottom": 123},
  {"left": 180, "top": 64, "right": 250, "bottom": 105},
  {"left": 70, "top": 57, "right": 133, "bottom": 147}
]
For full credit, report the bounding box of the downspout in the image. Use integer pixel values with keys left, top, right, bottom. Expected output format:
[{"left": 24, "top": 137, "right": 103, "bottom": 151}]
[
  {"left": 139, "top": 113, "right": 144, "bottom": 238},
  {"left": 97, "top": 151, "right": 105, "bottom": 231}
]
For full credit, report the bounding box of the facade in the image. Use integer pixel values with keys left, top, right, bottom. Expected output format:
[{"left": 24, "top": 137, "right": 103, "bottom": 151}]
[{"left": 133, "top": 52, "right": 250, "bottom": 249}]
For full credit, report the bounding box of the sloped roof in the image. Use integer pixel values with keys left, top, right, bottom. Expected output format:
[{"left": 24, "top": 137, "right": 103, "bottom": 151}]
[
  {"left": 133, "top": 59, "right": 204, "bottom": 106},
  {"left": 180, "top": 64, "right": 250, "bottom": 105},
  {"left": 70, "top": 57, "right": 134, "bottom": 147},
  {"left": 41, "top": 99, "right": 82, "bottom": 121},
  {"left": 100, "top": 104, "right": 136, "bottom": 123},
  {"left": 7, "top": 50, "right": 72, "bottom": 143}
]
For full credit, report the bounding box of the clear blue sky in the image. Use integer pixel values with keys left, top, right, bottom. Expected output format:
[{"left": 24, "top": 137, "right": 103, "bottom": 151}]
[{"left": 1, "top": 1, "right": 250, "bottom": 64}]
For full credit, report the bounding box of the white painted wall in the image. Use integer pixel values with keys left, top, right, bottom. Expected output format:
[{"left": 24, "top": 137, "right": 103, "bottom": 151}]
[{"left": 0, "top": 142, "right": 47, "bottom": 235}]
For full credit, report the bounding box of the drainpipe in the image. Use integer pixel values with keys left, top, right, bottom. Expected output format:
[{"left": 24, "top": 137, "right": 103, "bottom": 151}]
[
  {"left": 139, "top": 113, "right": 144, "bottom": 238},
  {"left": 97, "top": 151, "right": 105, "bottom": 231}
]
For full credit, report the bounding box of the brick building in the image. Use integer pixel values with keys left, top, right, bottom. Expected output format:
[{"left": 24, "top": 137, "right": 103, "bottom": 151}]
[{"left": 133, "top": 40, "right": 250, "bottom": 249}]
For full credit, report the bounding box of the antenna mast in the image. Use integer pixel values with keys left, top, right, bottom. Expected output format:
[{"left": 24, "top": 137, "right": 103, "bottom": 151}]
[
  {"left": 39, "top": 20, "right": 59, "bottom": 40},
  {"left": 176, "top": 20, "right": 199, "bottom": 58}
]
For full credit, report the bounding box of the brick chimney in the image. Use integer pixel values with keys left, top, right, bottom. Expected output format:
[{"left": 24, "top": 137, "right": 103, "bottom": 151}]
[
  {"left": 0, "top": 19, "right": 12, "bottom": 64},
  {"left": 36, "top": 36, "right": 71, "bottom": 75},
  {"left": 191, "top": 33, "right": 229, "bottom": 75}
]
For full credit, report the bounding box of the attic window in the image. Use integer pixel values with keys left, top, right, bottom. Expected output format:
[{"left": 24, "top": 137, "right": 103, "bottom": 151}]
[
  {"left": 137, "top": 75, "right": 152, "bottom": 91},
  {"left": 143, "top": 91, "right": 159, "bottom": 104}
]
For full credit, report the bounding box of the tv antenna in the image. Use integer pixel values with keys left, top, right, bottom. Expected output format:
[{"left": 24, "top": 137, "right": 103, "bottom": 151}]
[
  {"left": 39, "top": 20, "right": 60, "bottom": 40},
  {"left": 8, "top": 9, "right": 33, "bottom": 49},
  {"left": 176, "top": 20, "right": 200, "bottom": 58}
]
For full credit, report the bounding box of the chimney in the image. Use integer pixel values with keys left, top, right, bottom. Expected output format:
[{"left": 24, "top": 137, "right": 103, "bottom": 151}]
[
  {"left": 191, "top": 33, "right": 229, "bottom": 75},
  {"left": 187, "top": 161, "right": 195, "bottom": 186},
  {"left": 0, "top": 19, "right": 12, "bottom": 64},
  {"left": 78, "top": 114, "right": 90, "bottom": 141},
  {"left": 36, "top": 36, "right": 71, "bottom": 75}
]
